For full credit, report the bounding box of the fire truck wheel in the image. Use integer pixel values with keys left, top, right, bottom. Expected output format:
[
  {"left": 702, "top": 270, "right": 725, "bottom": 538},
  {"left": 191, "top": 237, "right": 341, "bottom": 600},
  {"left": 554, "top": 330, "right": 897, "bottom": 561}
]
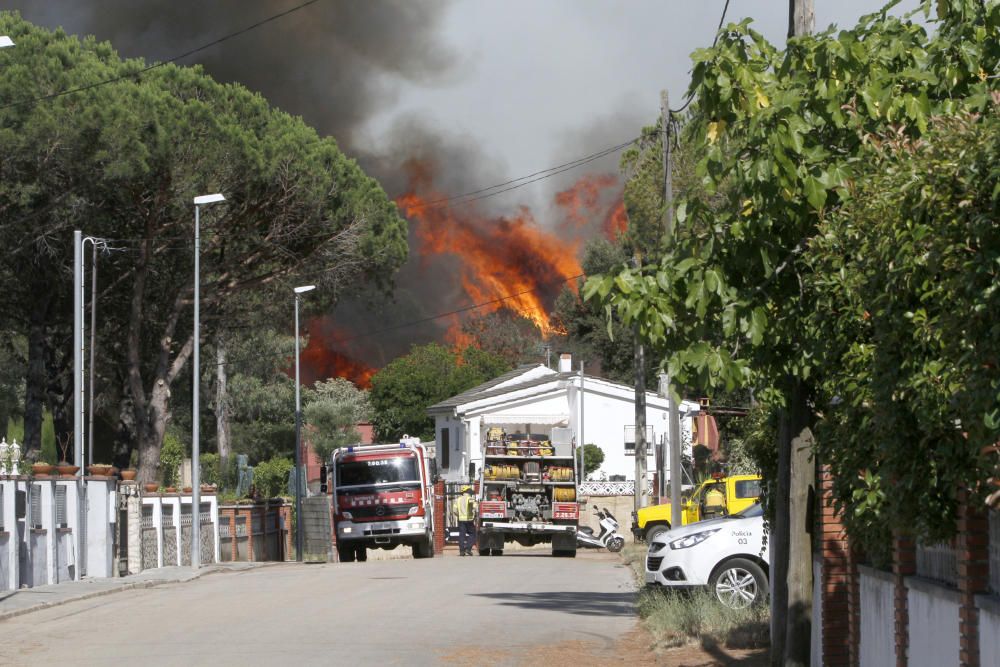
[
  {"left": 355, "top": 545, "right": 368, "bottom": 562},
  {"left": 413, "top": 537, "right": 434, "bottom": 559},
  {"left": 337, "top": 544, "right": 356, "bottom": 563}
]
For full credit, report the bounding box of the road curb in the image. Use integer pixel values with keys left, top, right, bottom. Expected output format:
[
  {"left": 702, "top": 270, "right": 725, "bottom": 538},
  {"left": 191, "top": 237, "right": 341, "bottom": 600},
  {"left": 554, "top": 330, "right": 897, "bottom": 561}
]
[{"left": 0, "top": 562, "right": 282, "bottom": 622}]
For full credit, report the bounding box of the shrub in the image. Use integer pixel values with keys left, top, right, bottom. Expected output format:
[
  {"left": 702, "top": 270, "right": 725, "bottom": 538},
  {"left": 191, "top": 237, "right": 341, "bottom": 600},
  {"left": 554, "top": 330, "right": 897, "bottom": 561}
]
[
  {"left": 160, "top": 433, "right": 186, "bottom": 487},
  {"left": 200, "top": 453, "right": 221, "bottom": 487},
  {"left": 254, "top": 457, "right": 293, "bottom": 499}
]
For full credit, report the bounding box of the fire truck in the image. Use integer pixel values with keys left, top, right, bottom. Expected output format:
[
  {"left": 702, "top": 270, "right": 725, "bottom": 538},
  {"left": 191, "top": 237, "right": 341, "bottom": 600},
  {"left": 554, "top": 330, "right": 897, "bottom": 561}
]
[
  {"left": 476, "top": 427, "right": 579, "bottom": 557},
  {"left": 331, "top": 436, "right": 435, "bottom": 562}
]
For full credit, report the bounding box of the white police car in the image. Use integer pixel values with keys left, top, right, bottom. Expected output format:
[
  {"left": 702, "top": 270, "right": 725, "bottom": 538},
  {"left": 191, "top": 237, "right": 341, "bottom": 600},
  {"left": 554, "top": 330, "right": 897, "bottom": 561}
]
[{"left": 644, "top": 503, "right": 768, "bottom": 608}]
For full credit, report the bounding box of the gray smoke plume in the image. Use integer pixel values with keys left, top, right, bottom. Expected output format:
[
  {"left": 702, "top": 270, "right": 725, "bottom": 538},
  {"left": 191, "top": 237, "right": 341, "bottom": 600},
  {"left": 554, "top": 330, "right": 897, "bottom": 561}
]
[
  {"left": 9, "top": 1, "right": 636, "bottom": 371},
  {"left": 7, "top": 0, "right": 456, "bottom": 153}
]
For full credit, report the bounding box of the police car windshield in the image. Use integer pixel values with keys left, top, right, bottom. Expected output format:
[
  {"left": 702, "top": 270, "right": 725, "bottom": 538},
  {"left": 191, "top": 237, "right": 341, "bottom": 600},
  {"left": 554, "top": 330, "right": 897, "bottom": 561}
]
[
  {"left": 337, "top": 456, "right": 419, "bottom": 487},
  {"left": 728, "top": 503, "right": 763, "bottom": 518}
]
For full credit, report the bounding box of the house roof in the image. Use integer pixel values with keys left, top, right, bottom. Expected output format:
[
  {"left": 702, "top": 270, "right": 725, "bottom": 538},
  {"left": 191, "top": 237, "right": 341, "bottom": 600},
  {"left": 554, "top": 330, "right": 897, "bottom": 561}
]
[
  {"left": 426, "top": 364, "right": 548, "bottom": 412},
  {"left": 429, "top": 365, "right": 699, "bottom": 417}
]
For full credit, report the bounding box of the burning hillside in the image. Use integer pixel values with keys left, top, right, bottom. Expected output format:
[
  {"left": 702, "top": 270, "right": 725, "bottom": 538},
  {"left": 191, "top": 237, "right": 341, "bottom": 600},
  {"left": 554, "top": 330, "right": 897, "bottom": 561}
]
[
  {"left": 395, "top": 161, "right": 625, "bottom": 339},
  {"left": 298, "top": 318, "right": 376, "bottom": 389}
]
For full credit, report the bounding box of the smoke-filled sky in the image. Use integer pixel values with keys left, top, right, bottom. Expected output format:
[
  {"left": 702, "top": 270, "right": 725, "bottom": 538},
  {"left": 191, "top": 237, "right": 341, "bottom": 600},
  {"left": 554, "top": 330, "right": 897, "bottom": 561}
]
[{"left": 8, "top": 0, "right": 923, "bottom": 372}]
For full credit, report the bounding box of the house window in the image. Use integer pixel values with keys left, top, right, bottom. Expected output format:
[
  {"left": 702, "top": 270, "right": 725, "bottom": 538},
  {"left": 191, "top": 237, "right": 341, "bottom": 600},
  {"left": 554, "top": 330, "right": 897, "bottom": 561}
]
[
  {"left": 624, "top": 425, "right": 655, "bottom": 455},
  {"left": 440, "top": 428, "right": 450, "bottom": 469}
]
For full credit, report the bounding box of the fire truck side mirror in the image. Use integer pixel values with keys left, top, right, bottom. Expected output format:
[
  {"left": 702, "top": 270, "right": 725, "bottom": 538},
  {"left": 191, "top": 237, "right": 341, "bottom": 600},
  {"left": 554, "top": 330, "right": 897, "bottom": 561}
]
[
  {"left": 468, "top": 462, "right": 477, "bottom": 481},
  {"left": 429, "top": 459, "right": 439, "bottom": 483}
]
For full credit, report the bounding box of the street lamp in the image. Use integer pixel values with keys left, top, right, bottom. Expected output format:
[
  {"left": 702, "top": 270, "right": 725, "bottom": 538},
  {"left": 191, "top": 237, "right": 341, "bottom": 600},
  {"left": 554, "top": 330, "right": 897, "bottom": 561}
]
[
  {"left": 293, "top": 284, "right": 316, "bottom": 562},
  {"left": 0, "top": 37, "right": 14, "bottom": 49},
  {"left": 192, "top": 192, "right": 225, "bottom": 569}
]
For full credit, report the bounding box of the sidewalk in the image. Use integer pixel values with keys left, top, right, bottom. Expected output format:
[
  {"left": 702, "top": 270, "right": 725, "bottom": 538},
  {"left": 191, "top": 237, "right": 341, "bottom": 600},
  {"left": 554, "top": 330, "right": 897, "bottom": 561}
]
[{"left": 0, "top": 561, "right": 276, "bottom": 621}]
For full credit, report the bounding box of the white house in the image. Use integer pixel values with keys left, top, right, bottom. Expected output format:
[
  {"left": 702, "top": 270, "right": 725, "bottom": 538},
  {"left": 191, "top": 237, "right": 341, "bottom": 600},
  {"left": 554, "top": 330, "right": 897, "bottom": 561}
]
[{"left": 427, "top": 354, "right": 699, "bottom": 485}]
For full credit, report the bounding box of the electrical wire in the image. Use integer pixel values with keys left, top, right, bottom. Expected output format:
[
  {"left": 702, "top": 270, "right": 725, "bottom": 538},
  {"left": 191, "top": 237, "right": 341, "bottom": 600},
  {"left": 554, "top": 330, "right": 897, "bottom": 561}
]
[
  {"left": 670, "top": 0, "right": 732, "bottom": 115},
  {"left": 409, "top": 137, "right": 638, "bottom": 211},
  {"left": 0, "top": 0, "right": 324, "bottom": 111}
]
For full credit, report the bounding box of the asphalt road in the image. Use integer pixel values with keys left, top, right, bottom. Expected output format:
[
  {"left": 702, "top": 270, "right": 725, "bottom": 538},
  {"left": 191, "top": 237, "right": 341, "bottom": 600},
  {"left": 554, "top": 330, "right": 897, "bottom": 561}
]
[{"left": 0, "top": 549, "right": 638, "bottom": 666}]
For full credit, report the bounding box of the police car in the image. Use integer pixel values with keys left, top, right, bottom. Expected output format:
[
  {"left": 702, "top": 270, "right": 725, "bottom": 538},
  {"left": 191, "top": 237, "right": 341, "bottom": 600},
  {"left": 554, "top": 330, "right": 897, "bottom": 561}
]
[{"left": 644, "top": 503, "right": 768, "bottom": 608}]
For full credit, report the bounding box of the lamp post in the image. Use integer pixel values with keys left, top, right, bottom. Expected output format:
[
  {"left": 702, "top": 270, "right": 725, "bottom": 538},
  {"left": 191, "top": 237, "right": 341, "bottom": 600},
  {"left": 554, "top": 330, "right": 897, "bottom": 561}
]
[
  {"left": 293, "top": 284, "right": 316, "bottom": 562},
  {"left": 192, "top": 192, "right": 225, "bottom": 569},
  {"left": 0, "top": 36, "right": 14, "bottom": 48}
]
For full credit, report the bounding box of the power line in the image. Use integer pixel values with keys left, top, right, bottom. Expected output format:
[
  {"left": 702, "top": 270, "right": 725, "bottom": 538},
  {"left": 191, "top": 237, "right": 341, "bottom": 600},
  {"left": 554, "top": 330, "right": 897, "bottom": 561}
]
[
  {"left": 409, "top": 137, "right": 638, "bottom": 211},
  {"left": 0, "top": 0, "right": 324, "bottom": 111},
  {"left": 670, "top": 0, "right": 732, "bottom": 115}
]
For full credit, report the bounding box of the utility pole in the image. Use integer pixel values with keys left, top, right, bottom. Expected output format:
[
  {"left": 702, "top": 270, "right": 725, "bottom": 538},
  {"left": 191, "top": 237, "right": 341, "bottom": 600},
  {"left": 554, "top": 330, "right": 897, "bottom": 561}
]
[
  {"left": 661, "top": 90, "right": 684, "bottom": 530},
  {"left": 774, "top": 3, "right": 815, "bottom": 666},
  {"left": 632, "top": 335, "right": 647, "bottom": 513}
]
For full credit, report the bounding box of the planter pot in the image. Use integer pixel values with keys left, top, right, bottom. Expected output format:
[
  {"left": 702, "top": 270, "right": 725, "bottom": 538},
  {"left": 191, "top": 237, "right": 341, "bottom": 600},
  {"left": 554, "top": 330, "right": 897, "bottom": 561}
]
[
  {"left": 144, "top": 483, "right": 159, "bottom": 493},
  {"left": 88, "top": 465, "right": 113, "bottom": 476},
  {"left": 32, "top": 463, "right": 54, "bottom": 476},
  {"left": 200, "top": 485, "right": 216, "bottom": 493},
  {"left": 56, "top": 465, "right": 80, "bottom": 476},
  {"left": 120, "top": 469, "right": 138, "bottom": 481},
  {"left": 165, "top": 486, "right": 177, "bottom": 493},
  {"left": 182, "top": 486, "right": 192, "bottom": 493}
]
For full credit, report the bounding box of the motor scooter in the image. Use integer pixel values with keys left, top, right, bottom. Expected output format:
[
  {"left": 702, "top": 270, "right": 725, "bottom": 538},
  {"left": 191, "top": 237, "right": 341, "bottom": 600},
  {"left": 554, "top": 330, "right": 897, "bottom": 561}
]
[{"left": 576, "top": 505, "right": 626, "bottom": 552}]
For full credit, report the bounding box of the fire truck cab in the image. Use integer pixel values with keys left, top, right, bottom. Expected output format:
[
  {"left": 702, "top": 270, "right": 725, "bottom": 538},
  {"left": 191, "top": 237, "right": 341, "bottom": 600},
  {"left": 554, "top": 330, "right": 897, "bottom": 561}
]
[{"left": 331, "top": 437, "right": 436, "bottom": 562}]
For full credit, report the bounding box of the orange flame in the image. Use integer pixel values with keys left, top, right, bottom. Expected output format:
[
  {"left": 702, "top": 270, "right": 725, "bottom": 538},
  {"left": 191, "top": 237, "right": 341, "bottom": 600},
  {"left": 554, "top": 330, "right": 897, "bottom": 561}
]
[{"left": 396, "top": 163, "right": 596, "bottom": 338}]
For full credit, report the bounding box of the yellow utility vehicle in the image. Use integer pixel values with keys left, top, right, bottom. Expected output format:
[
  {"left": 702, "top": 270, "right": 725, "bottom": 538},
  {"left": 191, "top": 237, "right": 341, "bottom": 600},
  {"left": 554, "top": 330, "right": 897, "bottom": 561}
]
[{"left": 630, "top": 474, "right": 762, "bottom": 542}]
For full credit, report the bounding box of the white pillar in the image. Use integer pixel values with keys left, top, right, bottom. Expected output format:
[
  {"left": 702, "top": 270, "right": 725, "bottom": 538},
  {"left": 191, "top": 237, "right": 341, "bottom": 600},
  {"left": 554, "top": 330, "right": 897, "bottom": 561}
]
[{"left": 2, "top": 480, "right": 17, "bottom": 589}]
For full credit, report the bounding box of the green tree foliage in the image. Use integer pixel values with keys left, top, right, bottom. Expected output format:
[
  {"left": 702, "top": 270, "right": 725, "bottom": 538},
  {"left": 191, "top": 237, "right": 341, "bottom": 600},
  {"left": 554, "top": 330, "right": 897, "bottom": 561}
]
[
  {"left": 808, "top": 107, "right": 1000, "bottom": 558},
  {"left": 253, "top": 456, "right": 293, "bottom": 499},
  {"left": 0, "top": 15, "right": 408, "bottom": 482},
  {"left": 370, "top": 343, "right": 511, "bottom": 442},
  {"left": 304, "top": 378, "right": 371, "bottom": 462},
  {"left": 587, "top": 1, "right": 1000, "bottom": 554},
  {"left": 582, "top": 443, "right": 605, "bottom": 477}
]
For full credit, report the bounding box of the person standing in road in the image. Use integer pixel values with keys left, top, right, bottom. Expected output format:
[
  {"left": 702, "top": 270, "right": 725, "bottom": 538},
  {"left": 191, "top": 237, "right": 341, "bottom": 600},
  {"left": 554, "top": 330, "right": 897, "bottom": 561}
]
[{"left": 453, "top": 485, "right": 477, "bottom": 556}]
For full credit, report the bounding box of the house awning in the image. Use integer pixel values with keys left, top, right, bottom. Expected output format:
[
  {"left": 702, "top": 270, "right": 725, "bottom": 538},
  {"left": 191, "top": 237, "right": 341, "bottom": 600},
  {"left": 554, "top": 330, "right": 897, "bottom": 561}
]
[{"left": 479, "top": 414, "right": 569, "bottom": 426}]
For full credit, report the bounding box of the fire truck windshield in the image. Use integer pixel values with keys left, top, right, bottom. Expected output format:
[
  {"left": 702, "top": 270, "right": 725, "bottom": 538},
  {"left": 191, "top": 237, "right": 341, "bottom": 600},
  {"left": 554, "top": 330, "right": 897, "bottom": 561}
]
[{"left": 337, "top": 456, "right": 420, "bottom": 487}]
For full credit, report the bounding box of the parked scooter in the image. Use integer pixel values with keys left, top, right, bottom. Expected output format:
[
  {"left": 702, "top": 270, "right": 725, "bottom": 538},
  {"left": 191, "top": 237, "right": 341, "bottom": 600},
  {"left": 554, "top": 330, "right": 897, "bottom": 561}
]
[{"left": 576, "top": 505, "right": 626, "bottom": 552}]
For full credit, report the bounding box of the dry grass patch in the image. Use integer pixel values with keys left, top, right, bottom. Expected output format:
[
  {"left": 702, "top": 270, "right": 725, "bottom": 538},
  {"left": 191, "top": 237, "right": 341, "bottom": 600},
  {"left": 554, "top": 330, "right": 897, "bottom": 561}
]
[{"left": 620, "top": 541, "right": 770, "bottom": 651}]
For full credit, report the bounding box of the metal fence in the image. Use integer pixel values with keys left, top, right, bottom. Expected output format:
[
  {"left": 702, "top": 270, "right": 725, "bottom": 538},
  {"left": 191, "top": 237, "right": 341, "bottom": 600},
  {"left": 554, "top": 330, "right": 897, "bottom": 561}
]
[{"left": 916, "top": 540, "right": 958, "bottom": 587}]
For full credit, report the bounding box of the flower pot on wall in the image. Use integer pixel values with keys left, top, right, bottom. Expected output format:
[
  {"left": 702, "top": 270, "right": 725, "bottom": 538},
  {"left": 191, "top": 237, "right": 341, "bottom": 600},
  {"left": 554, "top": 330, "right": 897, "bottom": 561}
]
[
  {"left": 57, "top": 464, "right": 80, "bottom": 476},
  {"left": 144, "top": 483, "right": 159, "bottom": 493},
  {"left": 87, "top": 464, "right": 113, "bottom": 476},
  {"left": 32, "top": 463, "right": 54, "bottom": 476},
  {"left": 121, "top": 469, "right": 138, "bottom": 481}
]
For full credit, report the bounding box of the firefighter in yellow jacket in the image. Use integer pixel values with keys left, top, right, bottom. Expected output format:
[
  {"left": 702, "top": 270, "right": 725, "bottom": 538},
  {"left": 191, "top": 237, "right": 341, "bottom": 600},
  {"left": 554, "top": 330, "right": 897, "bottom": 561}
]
[{"left": 453, "top": 485, "right": 478, "bottom": 556}]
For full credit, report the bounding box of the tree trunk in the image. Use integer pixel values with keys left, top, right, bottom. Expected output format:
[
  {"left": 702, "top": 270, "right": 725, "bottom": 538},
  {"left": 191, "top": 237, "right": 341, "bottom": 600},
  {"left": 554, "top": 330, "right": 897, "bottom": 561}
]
[
  {"left": 137, "top": 378, "right": 172, "bottom": 484},
  {"left": 771, "top": 380, "right": 813, "bottom": 666},
  {"left": 23, "top": 295, "right": 50, "bottom": 458},
  {"left": 216, "top": 333, "right": 231, "bottom": 460},
  {"left": 786, "top": 424, "right": 815, "bottom": 666},
  {"left": 633, "top": 333, "right": 648, "bottom": 513}
]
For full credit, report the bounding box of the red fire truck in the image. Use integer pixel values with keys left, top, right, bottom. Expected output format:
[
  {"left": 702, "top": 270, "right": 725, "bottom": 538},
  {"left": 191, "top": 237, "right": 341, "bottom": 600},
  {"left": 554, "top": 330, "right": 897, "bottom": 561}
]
[{"left": 331, "top": 436, "right": 435, "bottom": 562}]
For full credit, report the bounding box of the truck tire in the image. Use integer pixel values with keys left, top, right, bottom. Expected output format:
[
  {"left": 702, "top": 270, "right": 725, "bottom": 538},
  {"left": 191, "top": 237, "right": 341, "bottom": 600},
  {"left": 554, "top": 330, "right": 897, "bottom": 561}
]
[
  {"left": 413, "top": 536, "right": 434, "bottom": 559},
  {"left": 337, "top": 544, "right": 356, "bottom": 563},
  {"left": 645, "top": 523, "right": 670, "bottom": 543},
  {"left": 552, "top": 548, "right": 576, "bottom": 558},
  {"left": 355, "top": 545, "right": 368, "bottom": 562}
]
